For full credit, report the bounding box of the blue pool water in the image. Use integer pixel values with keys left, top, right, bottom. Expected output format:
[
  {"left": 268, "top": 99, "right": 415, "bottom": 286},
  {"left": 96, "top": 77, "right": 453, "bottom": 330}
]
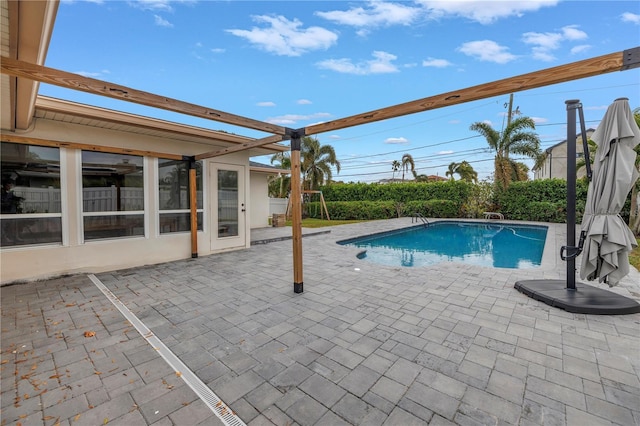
[{"left": 339, "top": 221, "right": 548, "bottom": 269}]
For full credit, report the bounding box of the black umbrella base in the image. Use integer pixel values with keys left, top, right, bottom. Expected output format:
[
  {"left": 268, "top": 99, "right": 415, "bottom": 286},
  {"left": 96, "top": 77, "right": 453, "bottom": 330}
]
[{"left": 514, "top": 279, "right": 640, "bottom": 315}]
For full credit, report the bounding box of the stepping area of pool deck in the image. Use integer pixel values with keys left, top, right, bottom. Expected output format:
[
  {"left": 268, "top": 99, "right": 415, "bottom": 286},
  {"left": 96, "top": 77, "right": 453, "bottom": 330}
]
[{"left": 2, "top": 218, "right": 639, "bottom": 425}]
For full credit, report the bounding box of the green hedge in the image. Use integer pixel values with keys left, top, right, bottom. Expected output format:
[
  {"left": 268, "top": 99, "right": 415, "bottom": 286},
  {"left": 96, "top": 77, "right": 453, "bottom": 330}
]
[
  {"left": 402, "top": 200, "right": 459, "bottom": 218},
  {"left": 320, "top": 181, "right": 471, "bottom": 205},
  {"left": 496, "top": 178, "right": 588, "bottom": 223},
  {"left": 305, "top": 179, "right": 631, "bottom": 224},
  {"left": 304, "top": 201, "right": 397, "bottom": 220},
  {"left": 305, "top": 199, "right": 459, "bottom": 220}
]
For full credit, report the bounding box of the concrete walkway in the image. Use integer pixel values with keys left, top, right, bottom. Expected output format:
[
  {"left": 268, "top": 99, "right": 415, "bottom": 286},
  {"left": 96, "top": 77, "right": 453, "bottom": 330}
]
[{"left": 2, "top": 219, "right": 639, "bottom": 425}]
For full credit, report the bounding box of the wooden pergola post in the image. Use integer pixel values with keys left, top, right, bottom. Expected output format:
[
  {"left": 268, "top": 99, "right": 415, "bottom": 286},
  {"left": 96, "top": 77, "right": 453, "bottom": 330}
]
[
  {"left": 187, "top": 156, "right": 198, "bottom": 258},
  {"left": 289, "top": 131, "right": 304, "bottom": 293}
]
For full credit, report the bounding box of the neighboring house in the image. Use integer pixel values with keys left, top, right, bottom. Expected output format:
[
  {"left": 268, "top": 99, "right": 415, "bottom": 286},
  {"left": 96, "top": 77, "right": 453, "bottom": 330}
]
[
  {"left": 0, "top": 3, "right": 288, "bottom": 283},
  {"left": 533, "top": 129, "right": 594, "bottom": 180}
]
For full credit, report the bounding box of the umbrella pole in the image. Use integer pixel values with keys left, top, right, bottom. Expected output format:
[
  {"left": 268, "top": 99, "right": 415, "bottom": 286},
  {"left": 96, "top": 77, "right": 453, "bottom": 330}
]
[
  {"left": 513, "top": 99, "right": 640, "bottom": 314},
  {"left": 565, "top": 100, "right": 580, "bottom": 290}
]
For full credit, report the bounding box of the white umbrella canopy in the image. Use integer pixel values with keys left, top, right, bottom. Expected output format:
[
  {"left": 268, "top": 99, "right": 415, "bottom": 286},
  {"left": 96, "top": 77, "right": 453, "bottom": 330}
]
[{"left": 580, "top": 97, "right": 640, "bottom": 286}]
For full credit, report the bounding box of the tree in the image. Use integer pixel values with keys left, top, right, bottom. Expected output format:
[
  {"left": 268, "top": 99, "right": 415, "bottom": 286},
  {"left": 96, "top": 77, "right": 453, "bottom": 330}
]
[
  {"left": 391, "top": 160, "right": 401, "bottom": 181},
  {"left": 532, "top": 151, "right": 548, "bottom": 175},
  {"left": 301, "top": 137, "right": 341, "bottom": 190},
  {"left": 470, "top": 116, "right": 541, "bottom": 190},
  {"left": 269, "top": 152, "right": 291, "bottom": 198},
  {"left": 445, "top": 162, "right": 457, "bottom": 181},
  {"left": 446, "top": 161, "right": 478, "bottom": 183},
  {"left": 401, "top": 153, "right": 416, "bottom": 182}
]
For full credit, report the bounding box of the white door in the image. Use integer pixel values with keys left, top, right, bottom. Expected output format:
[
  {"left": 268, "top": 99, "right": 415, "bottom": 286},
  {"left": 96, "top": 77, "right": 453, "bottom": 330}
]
[{"left": 210, "top": 163, "right": 246, "bottom": 251}]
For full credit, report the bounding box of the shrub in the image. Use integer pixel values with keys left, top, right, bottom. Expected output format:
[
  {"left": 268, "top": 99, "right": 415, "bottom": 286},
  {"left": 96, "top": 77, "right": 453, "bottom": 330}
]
[
  {"left": 527, "top": 201, "right": 564, "bottom": 222},
  {"left": 305, "top": 201, "right": 397, "bottom": 220}
]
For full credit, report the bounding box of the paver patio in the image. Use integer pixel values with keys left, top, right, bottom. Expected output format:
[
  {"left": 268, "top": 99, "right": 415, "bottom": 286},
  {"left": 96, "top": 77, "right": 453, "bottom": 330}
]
[{"left": 2, "top": 219, "right": 639, "bottom": 425}]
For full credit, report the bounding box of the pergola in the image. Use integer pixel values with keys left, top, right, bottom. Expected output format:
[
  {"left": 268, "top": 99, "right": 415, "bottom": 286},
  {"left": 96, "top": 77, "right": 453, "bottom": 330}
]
[{"left": 2, "top": 45, "right": 639, "bottom": 293}]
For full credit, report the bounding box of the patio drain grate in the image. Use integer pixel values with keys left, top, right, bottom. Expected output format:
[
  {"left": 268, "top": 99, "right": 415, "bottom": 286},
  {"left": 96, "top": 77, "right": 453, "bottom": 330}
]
[{"left": 88, "top": 274, "right": 246, "bottom": 426}]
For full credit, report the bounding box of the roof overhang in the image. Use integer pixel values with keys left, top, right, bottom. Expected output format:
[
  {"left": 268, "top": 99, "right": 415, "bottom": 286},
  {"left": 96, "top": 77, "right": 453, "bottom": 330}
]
[
  {"left": 33, "top": 96, "right": 288, "bottom": 156},
  {"left": 1, "top": 0, "right": 58, "bottom": 132}
]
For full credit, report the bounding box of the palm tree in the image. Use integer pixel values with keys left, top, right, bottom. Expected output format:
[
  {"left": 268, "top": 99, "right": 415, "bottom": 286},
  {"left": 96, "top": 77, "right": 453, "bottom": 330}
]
[
  {"left": 456, "top": 161, "right": 478, "bottom": 183},
  {"left": 446, "top": 161, "right": 478, "bottom": 183},
  {"left": 470, "top": 116, "right": 541, "bottom": 189},
  {"left": 401, "top": 153, "right": 416, "bottom": 182},
  {"left": 445, "top": 162, "right": 457, "bottom": 181},
  {"left": 391, "top": 160, "right": 401, "bottom": 181},
  {"left": 532, "top": 150, "right": 548, "bottom": 176},
  {"left": 576, "top": 139, "right": 597, "bottom": 177},
  {"left": 270, "top": 152, "right": 291, "bottom": 198},
  {"left": 301, "top": 137, "right": 341, "bottom": 190}
]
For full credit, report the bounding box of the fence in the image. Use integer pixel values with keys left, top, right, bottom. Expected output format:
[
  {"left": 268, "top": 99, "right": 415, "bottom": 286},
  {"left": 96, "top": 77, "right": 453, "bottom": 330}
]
[
  {"left": 269, "top": 198, "right": 289, "bottom": 215},
  {"left": 12, "top": 187, "right": 62, "bottom": 214},
  {"left": 83, "top": 187, "right": 144, "bottom": 212}
]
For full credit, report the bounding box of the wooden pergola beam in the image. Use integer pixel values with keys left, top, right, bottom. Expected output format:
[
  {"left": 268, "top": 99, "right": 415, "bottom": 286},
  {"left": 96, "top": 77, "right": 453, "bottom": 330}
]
[
  {"left": 305, "top": 49, "right": 637, "bottom": 135},
  {"left": 195, "top": 134, "right": 286, "bottom": 160},
  {"left": 1, "top": 57, "right": 287, "bottom": 136}
]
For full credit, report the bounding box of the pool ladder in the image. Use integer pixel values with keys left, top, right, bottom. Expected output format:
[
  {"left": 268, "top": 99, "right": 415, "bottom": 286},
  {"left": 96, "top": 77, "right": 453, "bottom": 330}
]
[{"left": 412, "top": 213, "right": 429, "bottom": 227}]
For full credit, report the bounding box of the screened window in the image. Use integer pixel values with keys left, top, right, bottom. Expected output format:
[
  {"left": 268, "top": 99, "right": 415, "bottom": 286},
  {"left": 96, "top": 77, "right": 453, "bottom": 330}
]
[
  {"left": 82, "top": 152, "right": 144, "bottom": 240},
  {"left": 1, "top": 142, "right": 62, "bottom": 247},
  {"left": 158, "top": 159, "right": 203, "bottom": 234}
]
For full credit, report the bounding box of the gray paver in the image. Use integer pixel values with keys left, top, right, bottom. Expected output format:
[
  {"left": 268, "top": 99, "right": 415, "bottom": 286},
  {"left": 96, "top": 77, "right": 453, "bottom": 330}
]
[{"left": 2, "top": 219, "right": 640, "bottom": 426}]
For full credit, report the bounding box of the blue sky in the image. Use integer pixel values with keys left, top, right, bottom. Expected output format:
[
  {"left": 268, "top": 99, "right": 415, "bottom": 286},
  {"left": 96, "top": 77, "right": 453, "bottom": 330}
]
[{"left": 41, "top": 0, "right": 640, "bottom": 182}]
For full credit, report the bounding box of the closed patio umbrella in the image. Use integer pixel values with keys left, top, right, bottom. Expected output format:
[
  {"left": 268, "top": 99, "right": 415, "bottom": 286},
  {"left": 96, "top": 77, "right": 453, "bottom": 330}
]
[{"left": 579, "top": 97, "right": 640, "bottom": 286}]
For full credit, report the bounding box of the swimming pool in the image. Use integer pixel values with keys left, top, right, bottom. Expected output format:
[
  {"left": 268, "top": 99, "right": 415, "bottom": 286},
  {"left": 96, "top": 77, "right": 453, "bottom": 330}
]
[{"left": 338, "top": 221, "right": 548, "bottom": 269}]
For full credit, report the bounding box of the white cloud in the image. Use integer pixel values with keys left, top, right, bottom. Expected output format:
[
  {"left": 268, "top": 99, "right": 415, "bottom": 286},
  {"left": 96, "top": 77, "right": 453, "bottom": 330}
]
[
  {"left": 316, "top": 0, "right": 558, "bottom": 30},
  {"left": 457, "top": 40, "right": 517, "bottom": 64},
  {"left": 74, "top": 70, "right": 109, "bottom": 78},
  {"left": 522, "top": 32, "right": 563, "bottom": 50},
  {"left": 422, "top": 57, "right": 452, "bottom": 68},
  {"left": 257, "top": 101, "right": 276, "bottom": 107},
  {"left": 621, "top": 12, "right": 640, "bottom": 24},
  {"left": 211, "top": 48, "right": 225, "bottom": 54},
  {"left": 266, "top": 112, "right": 332, "bottom": 126},
  {"left": 316, "top": 1, "right": 421, "bottom": 27},
  {"left": 128, "top": 0, "right": 173, "bottom": 12},
  {"left": 226, "top": 15, "right": 338, "bottom": 57},
  {"left": 570, "top": 45, "right": 590, "bottom": 55},
  {"left": 297, "top": 99, "right": 312, "bottom": 105},
  {"left": 438, "top": 150, "right": 454, "bottom": 155},
  {"left": 522, "top": 25, "right": 588, "bottom": 61},
  {"left": 417, "top": 0, "right": 559, "bottom": 25},
  {"left": 316, "top": 51, "right": 400, "bottom": 75},
  {"left": 530, "top": 117, "right": 548, "bottom": 124},
  {"left": 328, "top": 134, "right": 341, "bottom": 140},
  {"left": 154, "top": 15, "right": 173, "bottom": 27},
  {"left": 562, "top": 25, "right": 587, "bottom": 41},
  {"left": 384, "top": 137, "right": 409, "bottom": 144},
  {"left": 448, "top": 119, "right": 461, "bottom": 124}
]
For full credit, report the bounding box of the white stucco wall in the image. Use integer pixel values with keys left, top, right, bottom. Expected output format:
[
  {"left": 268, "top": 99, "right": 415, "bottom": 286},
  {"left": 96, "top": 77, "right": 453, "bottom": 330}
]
[
  {"left": 1, "top": 118, "right": 257, "bottom": 284},
  {"left": 250, "top": 171, "right": 270, "bottom": 229}
]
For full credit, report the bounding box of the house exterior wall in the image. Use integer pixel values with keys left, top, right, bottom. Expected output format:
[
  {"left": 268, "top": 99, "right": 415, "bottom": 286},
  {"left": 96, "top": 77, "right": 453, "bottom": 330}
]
[
  {"left": 534, "top": 130, "right": 593, "bottom": 180},
  {"left": 250, "top": 171, "right": 269, "bottom": 228},
  {"left": 1, "top": 118, "right": 256, "bottom": 284}
]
